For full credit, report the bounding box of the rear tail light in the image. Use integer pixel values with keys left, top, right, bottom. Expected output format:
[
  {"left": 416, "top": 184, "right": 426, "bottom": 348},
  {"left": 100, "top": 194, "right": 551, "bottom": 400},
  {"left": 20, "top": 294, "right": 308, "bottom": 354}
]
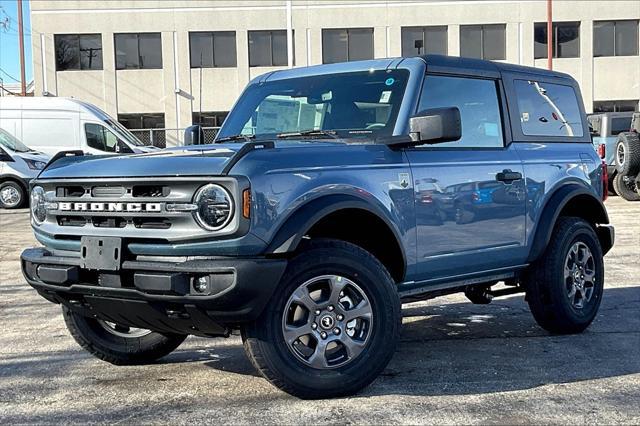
[
  {"left": 597, "top": 143, "right": 606, "bottom": 159},
  {"left": 601, "top": 161, "right": 608, "bottom": 201}
]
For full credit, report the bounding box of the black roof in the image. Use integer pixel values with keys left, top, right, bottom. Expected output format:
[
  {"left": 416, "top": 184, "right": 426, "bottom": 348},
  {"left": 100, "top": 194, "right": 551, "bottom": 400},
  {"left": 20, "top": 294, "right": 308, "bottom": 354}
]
[{"left": 419, "top": 54, "right": 572, "bottom": 80}]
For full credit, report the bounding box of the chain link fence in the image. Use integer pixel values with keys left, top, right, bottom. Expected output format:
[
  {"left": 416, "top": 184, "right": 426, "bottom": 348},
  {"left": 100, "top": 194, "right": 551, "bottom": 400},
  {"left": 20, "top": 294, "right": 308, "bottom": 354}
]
[{"left": 129, "top": 127, "right": 220, "bottom": 148}]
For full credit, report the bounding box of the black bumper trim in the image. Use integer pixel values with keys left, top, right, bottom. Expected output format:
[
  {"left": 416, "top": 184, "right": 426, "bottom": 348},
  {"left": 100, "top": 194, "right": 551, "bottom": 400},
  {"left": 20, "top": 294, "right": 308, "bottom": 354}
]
[{"left": 21, "top": 247, "right": 287, "bottom": 335}]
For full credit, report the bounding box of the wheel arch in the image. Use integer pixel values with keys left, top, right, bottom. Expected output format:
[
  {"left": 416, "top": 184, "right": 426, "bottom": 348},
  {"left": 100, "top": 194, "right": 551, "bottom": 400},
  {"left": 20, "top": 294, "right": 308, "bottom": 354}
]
[
  {"left": 265, "top": 194, "right": 407, "bottom": 283},
  {"left": 527, "top": 184, "right": 612, "bottom": 262}
]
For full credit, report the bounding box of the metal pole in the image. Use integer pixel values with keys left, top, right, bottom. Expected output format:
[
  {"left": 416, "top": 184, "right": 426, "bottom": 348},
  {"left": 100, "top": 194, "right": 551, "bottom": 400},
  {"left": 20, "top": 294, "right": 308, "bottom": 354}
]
[
  {"left": 17, "top": 0, "right": 26, "bottom": 96},
  {"left": 547, "top": 0, "right": 553, "bottom": 70},
  {"left": 286, "top": 0, "right": 293, "bottom": 68}
]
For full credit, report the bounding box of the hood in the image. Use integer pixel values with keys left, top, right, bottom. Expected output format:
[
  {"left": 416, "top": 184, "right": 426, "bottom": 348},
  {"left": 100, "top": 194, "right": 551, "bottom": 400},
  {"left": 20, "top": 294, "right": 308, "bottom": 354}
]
[
  {"left": 38, "top": 144, "right": 244, "bottom": 179},
  {"left": 16, "top": 151, "right": 50, "bottom": 162}
]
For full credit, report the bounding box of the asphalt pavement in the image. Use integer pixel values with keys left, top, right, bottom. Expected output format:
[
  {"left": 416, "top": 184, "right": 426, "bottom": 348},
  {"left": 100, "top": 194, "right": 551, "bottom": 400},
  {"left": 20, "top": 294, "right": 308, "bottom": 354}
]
[{"left": 1, "top": 197, "right": 638, "bottom": 424}]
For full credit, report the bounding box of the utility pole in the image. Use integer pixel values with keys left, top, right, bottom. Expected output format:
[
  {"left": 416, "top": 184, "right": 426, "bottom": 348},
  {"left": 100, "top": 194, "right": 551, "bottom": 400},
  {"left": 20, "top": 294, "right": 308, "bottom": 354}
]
[
  {"left": 17, "top": 0, "right": 26, "bottom": 96},
  {"left": 547, "top": 0, "right": 553, "bottom": 70}
]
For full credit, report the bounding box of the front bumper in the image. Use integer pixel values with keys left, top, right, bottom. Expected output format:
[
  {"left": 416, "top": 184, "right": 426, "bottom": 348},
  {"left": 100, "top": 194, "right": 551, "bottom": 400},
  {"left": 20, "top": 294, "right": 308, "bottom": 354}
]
[{"left": 21, "top": 247, "right": 287, "bottom": 337}]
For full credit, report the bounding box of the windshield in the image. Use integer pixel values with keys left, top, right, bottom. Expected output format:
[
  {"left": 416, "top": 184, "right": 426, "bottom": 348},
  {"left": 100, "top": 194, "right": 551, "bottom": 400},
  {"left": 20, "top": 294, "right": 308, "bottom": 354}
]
[
  {"left": 218, "top": 69, "right": 410, "bottom": 141},
  {"left": 0, "top": 128, "right": 31, "bottom": 153},
  {"left": 104, "top": 118, "right": 145, "bottom": 146}
]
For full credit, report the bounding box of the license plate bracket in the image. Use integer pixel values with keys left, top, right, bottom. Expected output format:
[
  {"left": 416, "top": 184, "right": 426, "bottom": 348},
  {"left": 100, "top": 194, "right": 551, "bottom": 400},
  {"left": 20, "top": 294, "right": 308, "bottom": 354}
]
[{"left": 80, "top": 236, "right": 122, "bottom": 271}]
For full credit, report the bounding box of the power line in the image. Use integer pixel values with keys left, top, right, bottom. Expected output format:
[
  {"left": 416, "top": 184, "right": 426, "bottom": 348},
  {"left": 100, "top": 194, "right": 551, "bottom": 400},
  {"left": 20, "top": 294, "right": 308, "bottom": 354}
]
[{"left": 0, "top": 67, "right": 20, "bottom": 82}]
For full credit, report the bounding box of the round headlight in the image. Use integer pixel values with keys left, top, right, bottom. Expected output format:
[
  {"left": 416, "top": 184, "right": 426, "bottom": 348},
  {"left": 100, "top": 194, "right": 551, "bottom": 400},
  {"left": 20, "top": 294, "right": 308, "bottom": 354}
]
[
  {"left": 30, "top": 186, "right": 47, "bottom": 224},
  {"left": 193, "top": 184, "right": 234, "bottom": 231}
]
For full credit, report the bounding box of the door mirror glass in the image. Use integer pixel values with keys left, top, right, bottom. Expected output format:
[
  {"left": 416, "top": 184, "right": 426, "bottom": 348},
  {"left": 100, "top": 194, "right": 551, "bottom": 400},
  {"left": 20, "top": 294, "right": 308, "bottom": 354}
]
[
  {"left": 184, "top": 125, "right": 204, "bottom": 145},
  {"left": 409, "top": 107, "right": 461, "bottom": 145}
]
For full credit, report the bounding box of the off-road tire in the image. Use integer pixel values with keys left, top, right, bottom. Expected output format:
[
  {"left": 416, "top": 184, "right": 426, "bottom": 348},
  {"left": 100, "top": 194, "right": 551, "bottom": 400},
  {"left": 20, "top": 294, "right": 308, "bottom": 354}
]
[
  {"left": 63, "top": 307, "right": 187, "bottom": 365},
  {"left": 612, "top": 173, "right": 640, "bottom": 201},
  {"left": 524, "top": 217, "right": 604, "bottom": 334},
  {"left": 242, "top": 239, "right": 401, "bottom": 399},
  {"left": 615, "top": 132, "right": 640, "bottom": 176},
  {"left": 0, "top": 181, "right": 25, "bottom": 209}
]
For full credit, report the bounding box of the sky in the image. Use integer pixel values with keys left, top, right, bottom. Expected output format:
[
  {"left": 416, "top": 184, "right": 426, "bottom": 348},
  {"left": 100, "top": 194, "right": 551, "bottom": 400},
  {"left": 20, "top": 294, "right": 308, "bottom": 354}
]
[{"left": 0, "top": 0, "right": 32, "bottom": 87}]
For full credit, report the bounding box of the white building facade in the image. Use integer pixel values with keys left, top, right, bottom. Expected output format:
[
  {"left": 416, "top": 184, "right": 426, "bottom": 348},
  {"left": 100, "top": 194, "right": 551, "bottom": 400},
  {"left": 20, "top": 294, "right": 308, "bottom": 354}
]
[{"left": 29, "top": 0, "right": 640, "bottom": 144}]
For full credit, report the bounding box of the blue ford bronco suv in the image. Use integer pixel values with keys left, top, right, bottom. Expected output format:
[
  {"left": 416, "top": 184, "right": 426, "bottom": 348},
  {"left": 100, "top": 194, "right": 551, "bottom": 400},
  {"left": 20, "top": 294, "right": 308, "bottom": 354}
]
[{"left": 22, "top": 55, "right": 614, "bottom": 399}]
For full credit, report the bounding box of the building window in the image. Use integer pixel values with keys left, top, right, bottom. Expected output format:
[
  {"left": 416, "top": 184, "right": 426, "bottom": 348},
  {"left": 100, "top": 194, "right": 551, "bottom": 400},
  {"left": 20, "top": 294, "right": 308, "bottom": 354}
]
[
  {"left": 534, "top": 22, "right": 581, "bottom": 59},
  {"left": 322, "top": 28, "right": 374, "bottom": 64},
  {"left": 460, "top": 24, "right": 505, "bottom": 60},
  {"left": 54, "top": 34, "right": 103, "bottom": 71},
  {"left": 118, "top": 113, "right": 165, "bottom": 129},
  {"left": 514, "top": 80, "right": 584, "bottom": 138},
  {"left": 594, "top": 20, "right": 639, "bottom": 57},
  {"left": 192, "top": 111, "right": 228, "bottom": 127},
  {"left": 593, "top": 100, "right": 639, "bottom": 113},
  {"left": 248, "top": 30, "right": 291, "bottom": 67},
  {"left": 115, "top": 33, "right": 163, "bottom": 70},
  {"left": 401, "top": 26, "right": 448, "bottom": 56},
  {"left": 189, "top": 32, "right": 237, "bottom": 68}
]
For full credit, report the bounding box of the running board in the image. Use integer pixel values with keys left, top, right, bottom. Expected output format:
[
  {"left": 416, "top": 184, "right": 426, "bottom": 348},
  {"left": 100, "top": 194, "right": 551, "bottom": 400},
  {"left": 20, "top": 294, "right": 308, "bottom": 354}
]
[{"left": 397, "top": 265, "right": 528, "bottom": 301}]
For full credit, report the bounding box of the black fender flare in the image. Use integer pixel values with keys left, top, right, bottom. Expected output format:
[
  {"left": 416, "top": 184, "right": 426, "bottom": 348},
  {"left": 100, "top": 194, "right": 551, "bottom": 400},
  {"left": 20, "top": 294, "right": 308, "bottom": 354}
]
[
  {"left": 265, "top": 194, "right": 407, "bottom": 266},
  {"left": 527, "top": 184, "right": 611, "bottom": 263}
]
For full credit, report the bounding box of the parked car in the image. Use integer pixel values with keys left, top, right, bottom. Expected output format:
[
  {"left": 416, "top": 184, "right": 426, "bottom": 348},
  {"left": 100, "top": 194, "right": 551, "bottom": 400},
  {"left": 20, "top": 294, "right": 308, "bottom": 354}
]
[
  {"left": 0, "top": 97, "right": 160, "bottom": 157},
  {"left": 21, "top": 55, "right": 614, "bottom": 399},
  {"left": 588, "top": 111, "right": 634, "bottom": 194},
  {"left": 0, "top": 128, "right": 49, "bottom": 209},
  {"left": 612, "top": 112, "right": 640, "bottom": 201}
]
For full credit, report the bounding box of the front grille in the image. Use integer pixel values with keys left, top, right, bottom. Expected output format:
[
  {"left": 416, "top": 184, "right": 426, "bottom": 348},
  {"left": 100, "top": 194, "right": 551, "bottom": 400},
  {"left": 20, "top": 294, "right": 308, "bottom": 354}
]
[{"left": 36, "top": 177, "right": 242, "bottom": 243}]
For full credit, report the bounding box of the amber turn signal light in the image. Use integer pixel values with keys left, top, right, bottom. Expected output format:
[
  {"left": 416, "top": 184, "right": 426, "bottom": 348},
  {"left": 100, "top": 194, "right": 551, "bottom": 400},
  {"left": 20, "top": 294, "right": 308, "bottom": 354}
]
[{"left": 242, "top": 189, "right": 251, "bottom": 218}]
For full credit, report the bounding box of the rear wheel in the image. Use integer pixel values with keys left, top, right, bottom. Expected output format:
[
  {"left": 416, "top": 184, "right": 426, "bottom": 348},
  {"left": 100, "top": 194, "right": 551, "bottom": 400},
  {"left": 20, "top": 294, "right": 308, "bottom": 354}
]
[
  {"left": 242, "top": 239, "right": 401, "bottom": 399},
  {"left": 612, "top": 173, "right": 640, "bottom": 201},
  {"left": 524, "top": 217, "right": 604, "bottom": 334},
  {"left": 63, "top": 307, "right": 187, "bottom": 365},
  {"left": 0, "top": 181, "right": 25, "bottom": 209}
]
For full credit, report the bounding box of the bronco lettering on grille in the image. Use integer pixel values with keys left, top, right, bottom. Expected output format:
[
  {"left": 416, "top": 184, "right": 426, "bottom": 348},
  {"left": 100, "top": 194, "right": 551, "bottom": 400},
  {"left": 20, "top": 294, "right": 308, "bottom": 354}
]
[{"left": 58, "top": 202, "right": 162, "bottom": 212}]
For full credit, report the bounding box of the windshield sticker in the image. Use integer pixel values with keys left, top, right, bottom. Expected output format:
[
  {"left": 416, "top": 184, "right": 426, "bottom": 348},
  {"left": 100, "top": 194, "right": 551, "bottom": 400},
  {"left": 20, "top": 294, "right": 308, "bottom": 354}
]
[
  {"left": 379, "top": 90, "right": 392, "bottom": 104},
  {"left": 385, "top": 77, "right": 395, "bottom": 86},
  {"left": 321, "top": 91, "right": 333, "bottom": 101}
]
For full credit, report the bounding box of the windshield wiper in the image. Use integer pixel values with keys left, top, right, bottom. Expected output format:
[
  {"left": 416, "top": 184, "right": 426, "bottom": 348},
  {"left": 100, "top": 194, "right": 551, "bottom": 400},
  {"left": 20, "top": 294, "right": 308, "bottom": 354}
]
[
  {"left": 215, "top": 134, "right": 256, "bottom": 143},
  {"left": 276, "top": 130, "right": 338, "bottom": 139}
]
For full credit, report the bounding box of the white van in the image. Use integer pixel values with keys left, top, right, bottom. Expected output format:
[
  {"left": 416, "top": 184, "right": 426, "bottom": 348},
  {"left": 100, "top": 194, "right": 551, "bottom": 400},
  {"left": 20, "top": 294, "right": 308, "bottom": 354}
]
[{"left": 0, "top": 97, "right": 160, "bottom": 157}]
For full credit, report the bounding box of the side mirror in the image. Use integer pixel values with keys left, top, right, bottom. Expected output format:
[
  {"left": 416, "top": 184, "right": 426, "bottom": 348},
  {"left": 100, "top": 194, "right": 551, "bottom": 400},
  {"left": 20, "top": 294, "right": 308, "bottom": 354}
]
[
  {"left": 409, "top": 107, "right": 461, "bottom": 145},
  {"left": 184, "top": 125, "right": 205, "bottom": 146}
]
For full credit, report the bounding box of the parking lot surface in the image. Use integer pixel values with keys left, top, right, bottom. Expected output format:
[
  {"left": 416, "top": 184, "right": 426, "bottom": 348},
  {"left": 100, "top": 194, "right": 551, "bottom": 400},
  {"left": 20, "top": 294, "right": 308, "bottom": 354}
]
[{"left": 1, "top": 197, "right": 638, "bottom": 424}]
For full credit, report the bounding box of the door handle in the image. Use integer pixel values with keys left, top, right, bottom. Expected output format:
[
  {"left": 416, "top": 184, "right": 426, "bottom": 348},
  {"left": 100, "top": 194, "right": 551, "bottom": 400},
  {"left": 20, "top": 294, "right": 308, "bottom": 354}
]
[{"left": 496, "top": 169, "right": 522, "bottom": 183}]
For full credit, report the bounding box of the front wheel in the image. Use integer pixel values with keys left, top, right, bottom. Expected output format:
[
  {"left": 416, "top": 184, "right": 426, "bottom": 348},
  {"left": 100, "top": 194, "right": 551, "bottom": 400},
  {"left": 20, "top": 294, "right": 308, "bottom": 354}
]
[
  {"left": 524, "top": 217, "right": 604, "bottom": 334},
  {"left": 63, "top": 307, "right": 187, "bottom": 365},
  {"left": 242, "top": 239, "right": 401, "bottom": 399},
  {"left": 0, "top": 181, "right": 25, "bottom": 209}
]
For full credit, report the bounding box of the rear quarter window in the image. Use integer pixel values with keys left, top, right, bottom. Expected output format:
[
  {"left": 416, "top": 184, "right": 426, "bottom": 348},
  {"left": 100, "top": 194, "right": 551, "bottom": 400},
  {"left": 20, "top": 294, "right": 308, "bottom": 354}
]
[
  {"left": 609, "top": 117, "right": 631, "bottom": 136},
  {"left": 514, "top": 80, "right": 584, "bottom": 138}
]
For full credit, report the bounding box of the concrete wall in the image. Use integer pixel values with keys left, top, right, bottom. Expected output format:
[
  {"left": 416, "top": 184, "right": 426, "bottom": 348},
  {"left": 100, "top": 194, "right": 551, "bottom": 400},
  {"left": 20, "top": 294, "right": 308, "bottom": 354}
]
[{"left": 30, "top": 0, "right": 640, "bottom": 139}]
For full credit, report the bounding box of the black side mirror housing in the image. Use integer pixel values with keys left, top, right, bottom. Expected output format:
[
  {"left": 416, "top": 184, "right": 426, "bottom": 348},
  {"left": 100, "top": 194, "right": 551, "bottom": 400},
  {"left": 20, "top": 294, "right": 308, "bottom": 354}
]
[
  {"left": 409, "top": 107, "right": 461, "bottom": 145},
  {"left": 184, "top": 125, "right": 205, "bottom": 146}
]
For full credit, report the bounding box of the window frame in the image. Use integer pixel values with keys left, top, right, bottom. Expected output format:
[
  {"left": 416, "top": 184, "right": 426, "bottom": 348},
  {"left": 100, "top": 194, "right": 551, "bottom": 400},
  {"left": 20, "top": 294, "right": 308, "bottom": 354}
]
[
  {"left": 593, "top": 20, "right": 639, "bottom": 57},
  {"left": 534, "top": 21, "right": 581, "bottom": 59},
  {"left": 189, "top": 31, "right": 237, "bottom": 68},
  {"left": 54, "top": 33, "right": 104, "bottom": 71},
  {"left": 460, "top": 24, "right": 506, "bottom": 61},
  {"left": 114, "top": 32, "right": 163, "bottom": 70},
  {"left": 248, "top": 30, "right": 292, "bottom": 67},
  {"left": 408, "top": 71, "right": 512, "bottom": 151},
  {"left": 322, "top": 28, "right": 375, "bottom": 64},
  {"left": 401, "top": 26, "right": 448, "bottom": 56},
  {"left": 502, "top": 72, "right": 591, "bottom": 144}
]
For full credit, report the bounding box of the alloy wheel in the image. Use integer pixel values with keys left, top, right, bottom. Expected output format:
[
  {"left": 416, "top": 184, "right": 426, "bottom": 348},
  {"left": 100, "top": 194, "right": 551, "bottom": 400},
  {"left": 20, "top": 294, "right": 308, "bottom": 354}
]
[
  {"left": 564, "top": 242, "right": 596, "bottom": 309},
  {"left": 0, "top": 186, "right": 20, "bottom": 207},
  {"left": 282, "top": 275, "right": 373, "bottom": 369}
]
